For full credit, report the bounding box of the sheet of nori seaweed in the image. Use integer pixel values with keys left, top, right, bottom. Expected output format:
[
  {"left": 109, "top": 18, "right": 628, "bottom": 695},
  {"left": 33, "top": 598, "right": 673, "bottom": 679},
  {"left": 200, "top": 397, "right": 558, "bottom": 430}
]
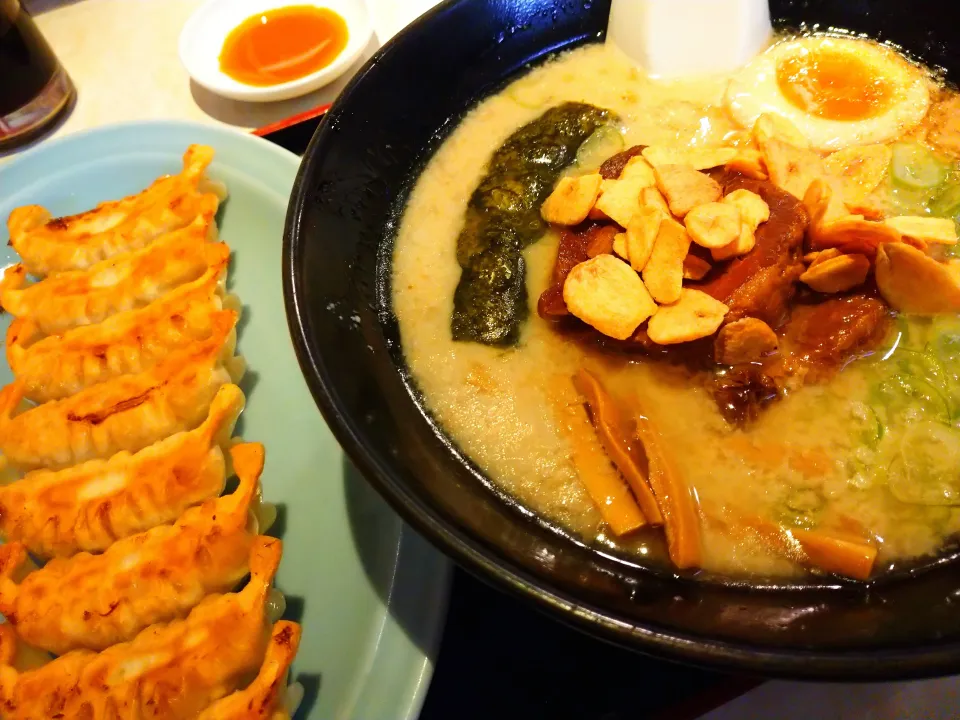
[{"left": 451, "top": 102, "right": 614, "bottom": 346}]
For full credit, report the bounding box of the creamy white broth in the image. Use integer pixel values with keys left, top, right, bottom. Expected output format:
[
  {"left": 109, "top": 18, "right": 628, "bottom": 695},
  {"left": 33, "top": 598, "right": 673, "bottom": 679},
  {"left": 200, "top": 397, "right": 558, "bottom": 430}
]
[{"left": 392, "top": 42, "right": 960, "bottom": 578}]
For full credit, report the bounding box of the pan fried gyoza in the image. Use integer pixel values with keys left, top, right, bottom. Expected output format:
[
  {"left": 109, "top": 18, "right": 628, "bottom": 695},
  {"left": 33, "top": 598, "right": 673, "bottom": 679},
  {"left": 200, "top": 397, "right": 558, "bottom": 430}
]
[
  {"left": 0, "top": 537, "right": 282, "bottom": 720},
  {"left": 6, "top": 256, "right": 234, "bottom": 403},
  {"left": 0, "top": 312, "right": 242, "bottom": 471},
  {"left": 7, "top": 144, "right": 226, "bottom": 277},
  {"left": 0, "top": 383, "right": 243, "bottom": 558},
  {"left": 197, "top": 621, "right": 302, "bottom": 720},
  {"left": 0, "top": 198, "right": 221, "bottom": 335},
  {"left": 0, "top": 143, "right": 304, "bottom": 707},
  {"left": 0, "top": 442, "right": 264, "bottom": 655}
]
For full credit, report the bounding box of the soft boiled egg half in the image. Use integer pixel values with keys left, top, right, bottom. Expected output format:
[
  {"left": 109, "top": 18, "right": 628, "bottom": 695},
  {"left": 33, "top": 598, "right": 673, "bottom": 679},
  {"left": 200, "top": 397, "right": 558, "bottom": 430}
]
[{"left": 726, "top": 35, "right": 931, "bottom": 151}]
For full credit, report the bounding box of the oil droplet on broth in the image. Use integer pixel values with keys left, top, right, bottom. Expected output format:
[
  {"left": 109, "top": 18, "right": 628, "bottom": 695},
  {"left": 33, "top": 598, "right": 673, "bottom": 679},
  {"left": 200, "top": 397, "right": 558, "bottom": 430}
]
[{"left": 219, "top": 4, "right": 349, "bottom": 87}]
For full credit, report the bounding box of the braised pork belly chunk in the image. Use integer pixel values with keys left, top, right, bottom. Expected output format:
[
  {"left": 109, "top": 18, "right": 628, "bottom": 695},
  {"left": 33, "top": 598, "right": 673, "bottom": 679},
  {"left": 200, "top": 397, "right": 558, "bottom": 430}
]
[{"left": 537, "top": 163, "right": 898, "bottom": 425}]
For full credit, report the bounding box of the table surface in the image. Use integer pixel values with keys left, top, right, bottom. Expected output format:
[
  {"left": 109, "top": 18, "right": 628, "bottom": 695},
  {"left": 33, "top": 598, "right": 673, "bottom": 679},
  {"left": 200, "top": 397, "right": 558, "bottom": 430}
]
[
  {"left": 419, "top": 570, "right": 758, "bottom": 720},
  {"left": 16, "top": 2, "right": 960, "bottom": 718}
]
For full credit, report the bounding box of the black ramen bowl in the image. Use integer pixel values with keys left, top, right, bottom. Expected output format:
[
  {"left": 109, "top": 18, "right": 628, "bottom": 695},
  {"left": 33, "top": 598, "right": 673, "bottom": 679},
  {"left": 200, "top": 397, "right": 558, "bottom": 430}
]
[{"left": 284, "top": 0, "right": 960, "bottom": 679}]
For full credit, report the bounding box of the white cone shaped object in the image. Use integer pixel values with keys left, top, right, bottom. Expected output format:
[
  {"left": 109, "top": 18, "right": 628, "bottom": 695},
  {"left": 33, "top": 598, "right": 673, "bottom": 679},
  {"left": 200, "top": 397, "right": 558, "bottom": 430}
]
[{"left": 607, "top": 0, "right": 773, "bottom": 78}]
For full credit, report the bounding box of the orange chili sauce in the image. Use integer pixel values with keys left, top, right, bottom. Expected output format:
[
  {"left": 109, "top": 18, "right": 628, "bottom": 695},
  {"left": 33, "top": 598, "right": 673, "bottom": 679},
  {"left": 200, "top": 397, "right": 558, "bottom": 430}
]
[{"left": 219, "top": 5, "right": 349, "bottom": 87}]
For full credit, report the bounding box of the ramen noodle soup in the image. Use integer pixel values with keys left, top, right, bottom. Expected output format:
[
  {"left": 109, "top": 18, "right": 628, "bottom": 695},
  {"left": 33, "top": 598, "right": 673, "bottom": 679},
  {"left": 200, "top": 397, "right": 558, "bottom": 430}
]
[{"left": 393, "top": 36, "right": 960, "bottom": 581}]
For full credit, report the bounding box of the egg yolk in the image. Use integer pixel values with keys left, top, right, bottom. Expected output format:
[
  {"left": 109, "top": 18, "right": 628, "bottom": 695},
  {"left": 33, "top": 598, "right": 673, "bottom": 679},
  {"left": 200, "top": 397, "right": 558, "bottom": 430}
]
[{"left": 776, "top": 46, "right": 895, "bottom": 121}]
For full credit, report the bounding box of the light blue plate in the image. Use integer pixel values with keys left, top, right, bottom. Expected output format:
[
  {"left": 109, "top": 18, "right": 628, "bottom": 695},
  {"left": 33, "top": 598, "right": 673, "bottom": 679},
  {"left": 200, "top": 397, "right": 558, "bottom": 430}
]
[{"left": 0, "top": 121, "right": 450, "bottom": 720}]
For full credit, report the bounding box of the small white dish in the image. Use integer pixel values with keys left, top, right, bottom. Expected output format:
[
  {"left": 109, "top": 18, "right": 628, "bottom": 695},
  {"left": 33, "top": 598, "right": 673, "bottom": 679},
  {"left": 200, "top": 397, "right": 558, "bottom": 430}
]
[{"left": 179, "top": 0, "right": 373, "bottom": 103}]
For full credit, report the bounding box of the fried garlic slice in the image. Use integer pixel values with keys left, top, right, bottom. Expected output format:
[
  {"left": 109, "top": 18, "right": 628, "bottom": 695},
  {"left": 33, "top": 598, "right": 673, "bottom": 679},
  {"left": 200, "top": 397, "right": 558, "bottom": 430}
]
[
  {"left": 620, "top": 155, "right": 657, "bottom": 185},
  {"left": 802, "top": 178, "right": 835, "bottom": 230},
  {"left": 758, "top": 135, "right": 824, "bottom": 201},
  {"left": 710, "top": 189, "right": 770, "bottom": 261},
  {"left": 647, "top": 289, "right": 729, "bottom": 345},
  {"left": 804, "top": 179, "right": 902, "bottom": 255},
  {"left": 876, "top": 242, "right": 960, "bottom": 313},
  {"left": 685, "top": 202, "right": 741, "bottom": 249},
  {"left": 654, "top": 164, "right": 722, "bottom": 218},
  {"left": 563, "top": 255, "right": 657, "bottom": 339},
  {"left": 594, "top": 157, "right": 656, "bottom": 227},
  {"left": 804, "top": 248, "right": 843, "bottom": 267},
  {"left": 800, "top": 254, "right": 871, "bottom": 293},
  {"left": 541, "top": 173, "right": 603, "bottom": 226},
  {"left": 752, "top": 113, "right": 810, "bottom": 149},
  {"left": 642, "top": 216, "right": 690, "bottom": 304},
  {"left": 640, "top": 186, "right": 671, "bottom": 215},
  {"left": 625, "top": 206, "right": 662, "bottom": 271},
  {"left": 723, "top": 189, "right": 770, "bottom": 229},
  {"left": 724, "top": 148, "right": 768, "bottom": 180},
  {"left": 711, "top": 225, "right": 757, "bottom": 261},
  {"left": 823, "top": 144, "right": 892, "bottom": 204},
  {"left": 714, "top": 317, "right": 778, "bottom": 364},
  {"left": 642, "top": 146, "right": 737, "bottom": 170},
  {"left": 884, "top": 216, "right": 958, "bottom": 245},
  {"left": 810, "top": 214, "right": 902, "bottom": 257},
  {"left": 612, "top": 232, "right": 628, "bottom": 259}
]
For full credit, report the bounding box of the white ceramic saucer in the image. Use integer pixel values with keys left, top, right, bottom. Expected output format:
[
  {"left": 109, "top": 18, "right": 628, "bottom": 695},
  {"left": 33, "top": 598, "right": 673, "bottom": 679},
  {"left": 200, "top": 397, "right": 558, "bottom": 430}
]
[{"left": 179, "top": 0, "right": 373, "bottom": 103}]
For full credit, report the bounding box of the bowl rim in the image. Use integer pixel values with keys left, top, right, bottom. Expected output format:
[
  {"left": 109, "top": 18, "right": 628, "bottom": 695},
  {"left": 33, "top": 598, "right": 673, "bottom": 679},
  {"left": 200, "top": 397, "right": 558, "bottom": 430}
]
[{"left": 282, "top": 0, "right": 960, "bottom": 680}]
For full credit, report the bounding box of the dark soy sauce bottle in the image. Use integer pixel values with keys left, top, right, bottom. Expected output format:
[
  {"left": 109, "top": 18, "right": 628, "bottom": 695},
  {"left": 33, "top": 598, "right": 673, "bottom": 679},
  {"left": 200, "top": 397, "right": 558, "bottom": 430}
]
[{"left": 0, "top": 0, "right": 74, "bottom": 150}]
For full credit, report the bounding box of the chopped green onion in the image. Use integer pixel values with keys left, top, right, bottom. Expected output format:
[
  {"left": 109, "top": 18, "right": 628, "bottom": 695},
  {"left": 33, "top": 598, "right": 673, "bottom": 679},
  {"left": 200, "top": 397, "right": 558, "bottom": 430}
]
[
  {"left": 930, "top": 183, "right": 960, "bottom": 218},
  {"left": 891, "top": 143, "right": 948, "bottom": 190},
  {"left": 850, "top": 402, "right": 884, "bottom": 449},
  {"left": 575, "top": 125, "right": 625, "bottom": 171},
  {"left": 887, "top": 421, "right": 960, "bottom": 506},
  {"left": 786, "top": 488, "right": 825, "bottom": 513}
]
